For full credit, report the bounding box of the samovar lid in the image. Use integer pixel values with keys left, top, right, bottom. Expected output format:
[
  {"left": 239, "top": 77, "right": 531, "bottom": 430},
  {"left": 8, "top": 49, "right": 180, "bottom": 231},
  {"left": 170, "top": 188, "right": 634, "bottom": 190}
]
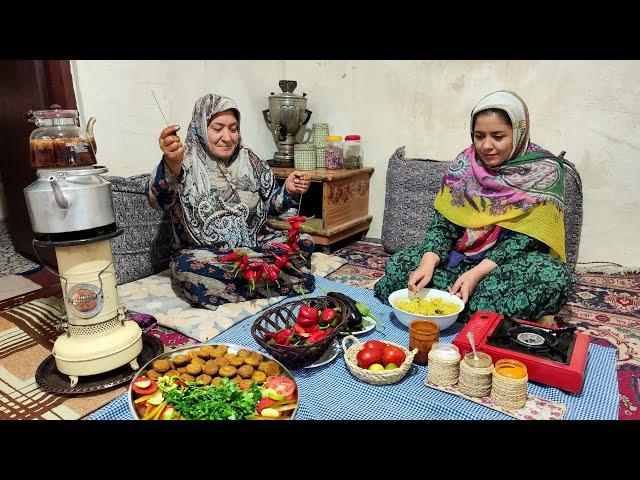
[{"left": 269, "top": 80, "right": 307, "bottom": 99}]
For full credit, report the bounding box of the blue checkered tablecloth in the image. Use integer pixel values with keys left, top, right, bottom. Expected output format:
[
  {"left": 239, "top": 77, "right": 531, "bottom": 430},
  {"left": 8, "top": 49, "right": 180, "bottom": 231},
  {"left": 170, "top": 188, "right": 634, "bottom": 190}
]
[{"left": 87, "top": 277, "right": 619, "bottom": 420}]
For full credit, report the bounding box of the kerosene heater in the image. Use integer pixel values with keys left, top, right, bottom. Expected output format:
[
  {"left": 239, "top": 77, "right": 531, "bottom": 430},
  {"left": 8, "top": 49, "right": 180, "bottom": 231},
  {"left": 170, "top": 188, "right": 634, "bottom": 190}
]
[{"left": 24, "top": 106, "right": 142, "bottom": 388}]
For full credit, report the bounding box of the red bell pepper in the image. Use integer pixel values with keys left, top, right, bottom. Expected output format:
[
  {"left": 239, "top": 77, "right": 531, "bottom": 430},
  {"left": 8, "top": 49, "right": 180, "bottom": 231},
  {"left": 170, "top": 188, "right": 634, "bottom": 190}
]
[
  {"left": 304, "top": 324, "right": 319, "bottom": 333},
  {"left": 292, "top": 323, "right": 309, "bottom": 338},
  {"left": 307, "top": 330, "right": 326, "bottom": 344},
  {"left": 275, "top": 328, "right": 293, "bottom": 345},
  {"left": 297, "top": 305, "right": 318, "bottom": 323},
  {"left": 320, "top": 308, "right": 339, "bottom": 325}
]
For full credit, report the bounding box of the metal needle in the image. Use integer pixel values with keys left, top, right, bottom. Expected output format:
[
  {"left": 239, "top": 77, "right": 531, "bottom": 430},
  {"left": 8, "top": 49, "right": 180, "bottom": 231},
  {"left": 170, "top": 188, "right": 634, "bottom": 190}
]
[{"left": 151, "top": 90, "right": 170, "bottom": 126}]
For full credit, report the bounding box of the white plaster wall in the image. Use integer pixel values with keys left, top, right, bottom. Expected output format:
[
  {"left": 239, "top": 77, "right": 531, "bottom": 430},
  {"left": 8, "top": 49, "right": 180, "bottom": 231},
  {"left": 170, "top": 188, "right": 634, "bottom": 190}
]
[{"left": 71, "top": 60, "right": 640, "bottom": 267}]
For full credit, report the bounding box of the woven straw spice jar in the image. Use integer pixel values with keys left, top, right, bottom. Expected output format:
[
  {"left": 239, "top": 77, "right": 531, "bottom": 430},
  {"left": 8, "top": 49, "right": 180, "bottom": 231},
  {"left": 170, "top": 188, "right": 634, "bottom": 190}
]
[{"left": 294, "top": 143, "right": 316, "bottom": 171}]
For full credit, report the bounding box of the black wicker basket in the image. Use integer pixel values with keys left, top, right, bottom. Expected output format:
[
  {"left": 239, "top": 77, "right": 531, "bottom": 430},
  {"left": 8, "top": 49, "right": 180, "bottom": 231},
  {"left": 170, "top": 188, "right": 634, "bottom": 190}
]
[{"left": 251, "top": 296, "right": 351, "bottom": 369}]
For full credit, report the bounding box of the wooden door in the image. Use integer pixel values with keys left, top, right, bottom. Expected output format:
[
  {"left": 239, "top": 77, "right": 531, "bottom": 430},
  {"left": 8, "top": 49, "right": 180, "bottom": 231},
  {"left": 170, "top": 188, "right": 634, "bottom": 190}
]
[{"left": 0, "top": 60, "right": 77, "bottom": 269}]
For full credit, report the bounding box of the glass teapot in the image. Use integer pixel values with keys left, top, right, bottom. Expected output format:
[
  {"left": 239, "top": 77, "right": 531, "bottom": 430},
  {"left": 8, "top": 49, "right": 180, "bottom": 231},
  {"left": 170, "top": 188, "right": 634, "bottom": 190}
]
[{"left": 27, "top": 105, "right": 97, "bottom": 169}]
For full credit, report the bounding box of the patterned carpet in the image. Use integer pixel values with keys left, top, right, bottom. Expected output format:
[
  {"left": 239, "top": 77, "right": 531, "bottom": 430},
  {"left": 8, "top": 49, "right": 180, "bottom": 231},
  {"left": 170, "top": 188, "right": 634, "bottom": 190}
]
[
  {"left": 332, "top": 241, "right": 640, "bottom": 421},
  {"left": 0, "top": 224, "right": 637, "bottom": 420},
  {"left": 0, "top": 222, "right": 38, "bottom": 276}
]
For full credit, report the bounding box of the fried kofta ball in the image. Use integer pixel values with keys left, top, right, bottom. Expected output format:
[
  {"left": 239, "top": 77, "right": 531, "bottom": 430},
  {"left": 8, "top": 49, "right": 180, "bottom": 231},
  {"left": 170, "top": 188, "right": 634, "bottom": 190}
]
[
  {"left": 214, "top": 356, "right": 230, "bottom": 367},
  {"left": 258, "top": 360, "right": 281, "bottom": 377},
  {"left": 229, "top": 356, "right": 245, "bottom": 368},
  {"left": 180, "top": 374, "right": 196, "bottom": 382},
  {"left": 251, "top": 371, "right": 267, "bottom": 384},
  {"left": 237, "top": 348, "right": 252, "bottom": 358},
  {"left": 218, "top": 365, "right": 237, "bottom": 378},
  {"left": 166, "top": 369, "right": 180, "bottom": 378},
  {"left": 237, "top": 365, "right": 255, "bottom": 379},
  {"left": 201, "top": 345, "right": 216, "bottom": 356},
  {"left": 190, "top": 356, "right": 206, "bottom": 366},
  {"left": 211, "top": 345, "right": 228, "bottom": 357},
  {"left": 203, "top": 362, "right": 219, "bottom": 376},
  {"left": 152, "top": 359, "right": 172, "bottom": 374},
  {"left": 146, "top": 369, "right": 161, "bottom": 381},
  {"left": 186, "top": 363, "right": 203, "bottom": 376},
  {"left": 196, "top": 349, "right": 211, "bottom": 360},
  {"left": 177, "top": 367, "right": 188, "bottom": 374},
  {"left": 243, "top": 353, "right": 263, "bottom": 367},
  {"left": 211, "top": 376, "right": 223, "bottom": 387},
  {"left": 171, "top": 355, "right": 190, "bottom": 368},
  {"left": 196, "top": 374, "right": 212, "bottom": 385},
  {"left": 231, "top": 375, "right": 243, "bottom": 384},
  {"left": 188, "top": 350, "right": 203, "bottom": 360}
]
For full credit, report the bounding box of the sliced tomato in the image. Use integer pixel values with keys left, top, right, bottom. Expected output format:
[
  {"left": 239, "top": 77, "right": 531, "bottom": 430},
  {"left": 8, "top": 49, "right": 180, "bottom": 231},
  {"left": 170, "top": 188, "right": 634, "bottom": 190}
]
[
  {"left": 131, "top": 376, "right": 158, "bottom": 396},
  {"left": 284, "top": 392, "right": 297, "bottom": 403},
  {"left": 266, "top": 377, "right": 296, "bottom": 397},
  {"left": 256, "top": 398, "right": 277, "bottom": 414}
]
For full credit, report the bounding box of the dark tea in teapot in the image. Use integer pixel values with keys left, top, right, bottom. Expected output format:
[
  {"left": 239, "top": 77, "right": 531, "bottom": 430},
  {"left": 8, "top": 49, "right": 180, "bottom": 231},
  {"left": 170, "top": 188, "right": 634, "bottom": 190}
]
[{"left": 30, "top": 138, "right": 97, "bottom": 169}]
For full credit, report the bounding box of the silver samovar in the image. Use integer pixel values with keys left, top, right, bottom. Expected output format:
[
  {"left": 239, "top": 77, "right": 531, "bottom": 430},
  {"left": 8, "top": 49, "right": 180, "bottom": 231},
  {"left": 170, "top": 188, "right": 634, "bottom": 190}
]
[{"left": 263, "top": 80, "right": 312, "bottom": 167}]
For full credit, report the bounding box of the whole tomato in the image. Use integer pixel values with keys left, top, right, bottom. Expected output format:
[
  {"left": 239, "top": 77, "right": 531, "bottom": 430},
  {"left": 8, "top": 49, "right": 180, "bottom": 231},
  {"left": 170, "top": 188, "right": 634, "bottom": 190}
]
[
  {"left": 363, "top": 340, "right": 387, "bottom": 351},
  {"left": 356, "top": 348, "right": 384, "bottom": 369},
  {"left": 382, "top": 345, "right": 406, "bottom": 367}
]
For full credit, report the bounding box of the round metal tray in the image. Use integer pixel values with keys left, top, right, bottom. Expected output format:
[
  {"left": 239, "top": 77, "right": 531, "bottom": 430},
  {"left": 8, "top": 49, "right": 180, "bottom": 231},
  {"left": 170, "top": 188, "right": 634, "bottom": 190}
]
[
  {"left": 128, "top": 343, "right": 299, "bottom": 420},
  {"left": 35, "top": 333, "right": 163, "bottom": 394}
]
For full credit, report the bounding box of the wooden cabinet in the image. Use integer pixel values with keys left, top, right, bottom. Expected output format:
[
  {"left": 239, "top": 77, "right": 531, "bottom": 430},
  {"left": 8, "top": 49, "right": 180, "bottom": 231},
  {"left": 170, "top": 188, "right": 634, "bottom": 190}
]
[{"left": 267, "top": 167, "right": 374, "bottom": 252}]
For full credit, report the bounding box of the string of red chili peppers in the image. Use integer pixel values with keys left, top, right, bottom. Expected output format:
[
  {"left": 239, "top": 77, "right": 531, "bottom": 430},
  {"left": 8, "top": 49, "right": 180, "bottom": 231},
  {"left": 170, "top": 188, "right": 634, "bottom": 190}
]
[{"left": 218, "top": 216, "right": 307, "bottom": 295}]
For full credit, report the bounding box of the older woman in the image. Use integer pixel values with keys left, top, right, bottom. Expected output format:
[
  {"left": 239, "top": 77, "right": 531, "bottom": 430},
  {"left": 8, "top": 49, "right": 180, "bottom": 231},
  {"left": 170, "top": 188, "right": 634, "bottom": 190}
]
[
  {"left": 148, "top": 93, "right": 314, "bottom": 309},
  {"left": 374, "top": 90, "right": 570, "bottom": 323}
]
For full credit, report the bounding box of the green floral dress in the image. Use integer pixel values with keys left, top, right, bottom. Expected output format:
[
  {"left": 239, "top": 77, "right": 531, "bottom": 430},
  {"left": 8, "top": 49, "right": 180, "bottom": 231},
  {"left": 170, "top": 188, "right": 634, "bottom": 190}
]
[{"left": 373, "top": 212, "right": 571, "bottom": 322}]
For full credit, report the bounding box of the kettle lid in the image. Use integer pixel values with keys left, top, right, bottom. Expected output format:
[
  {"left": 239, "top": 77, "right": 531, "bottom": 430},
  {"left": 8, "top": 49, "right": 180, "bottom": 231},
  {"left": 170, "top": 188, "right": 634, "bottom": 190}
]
[{"left": 30, "top": 105, "right": 79, "bottom": 126}]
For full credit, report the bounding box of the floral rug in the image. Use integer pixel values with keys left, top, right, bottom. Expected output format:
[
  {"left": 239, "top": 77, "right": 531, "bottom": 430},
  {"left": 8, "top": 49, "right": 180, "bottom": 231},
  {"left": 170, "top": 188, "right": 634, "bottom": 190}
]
[{"left": 332, "top": 241, "right": 640, "bottom": 421}]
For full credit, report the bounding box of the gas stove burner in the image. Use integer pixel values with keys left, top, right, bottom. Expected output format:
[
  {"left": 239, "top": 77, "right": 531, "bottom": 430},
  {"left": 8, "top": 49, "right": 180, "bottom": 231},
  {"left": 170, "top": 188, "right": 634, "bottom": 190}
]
[
  {"left": 515, "top": 331, "right": 545, "bottom": 347},
  {"left": 509, "top": 326, "right": 559, "bottom": 350}
]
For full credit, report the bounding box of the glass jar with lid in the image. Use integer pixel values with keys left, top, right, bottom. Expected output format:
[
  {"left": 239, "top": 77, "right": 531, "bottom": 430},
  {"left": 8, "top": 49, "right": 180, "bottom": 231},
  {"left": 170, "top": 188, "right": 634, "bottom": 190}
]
[
  {"left": 325, "top": 135, "right": 343, "bottom": 169},
  {"left": 28, "top": 105, "right": 97, "bottom": 170},
  {"left": 343, "top": 135, "right": 362, "bottom": 169}
]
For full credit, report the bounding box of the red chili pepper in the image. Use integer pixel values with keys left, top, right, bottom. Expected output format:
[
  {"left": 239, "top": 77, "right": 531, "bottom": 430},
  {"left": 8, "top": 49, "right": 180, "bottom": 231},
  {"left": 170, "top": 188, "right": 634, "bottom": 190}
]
[
  {"left": 245, "top": 269, "right": 258, "bottom": 293},
  {"left": 289, "top": 242, "right": 301, "bottom": 253},
  {"left": 271, "top": 252, "right": 291, "bottom": 269},
  {"left": 286, "top": 216, "right": 306, "bottom": 223},
  {"left": 219, "top": 251, "right": 240, "bottom": 263},
  {"left": 271, "top": 242, "right": 293, "bottom": 253}
]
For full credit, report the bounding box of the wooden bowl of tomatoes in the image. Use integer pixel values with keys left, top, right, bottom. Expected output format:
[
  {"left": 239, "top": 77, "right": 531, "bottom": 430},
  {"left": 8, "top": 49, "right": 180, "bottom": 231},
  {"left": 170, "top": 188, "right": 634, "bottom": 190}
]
[
  {"left": 251, "top": 296, "right": 350, "bottom": 369},
  {"left": 341, "top": 336, "right": 418, "bottom": 385}
]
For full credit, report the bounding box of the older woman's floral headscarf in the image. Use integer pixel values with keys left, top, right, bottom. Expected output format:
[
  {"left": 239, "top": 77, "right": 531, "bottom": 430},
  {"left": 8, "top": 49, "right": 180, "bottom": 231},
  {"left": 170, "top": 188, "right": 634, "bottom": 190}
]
[
  {"left": 434, "top": 90, "right": 567, "bottom": 261},
  {"left": 179, "top": 93, "right": 274, "bottom": 248}
]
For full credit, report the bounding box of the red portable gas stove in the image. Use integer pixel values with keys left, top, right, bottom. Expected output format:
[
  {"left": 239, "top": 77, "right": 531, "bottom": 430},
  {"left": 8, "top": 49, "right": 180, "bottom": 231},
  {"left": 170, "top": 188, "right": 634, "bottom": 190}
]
[{"left": 452, "top": 311, "right": 590, "bottom": 393}]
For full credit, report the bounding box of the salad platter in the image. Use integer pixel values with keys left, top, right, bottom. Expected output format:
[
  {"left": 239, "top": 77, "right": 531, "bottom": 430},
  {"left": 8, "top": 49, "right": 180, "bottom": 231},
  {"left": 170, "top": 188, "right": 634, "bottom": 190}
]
[{"left": 128, "top": 343, "right": 299, "bottom": 420}]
